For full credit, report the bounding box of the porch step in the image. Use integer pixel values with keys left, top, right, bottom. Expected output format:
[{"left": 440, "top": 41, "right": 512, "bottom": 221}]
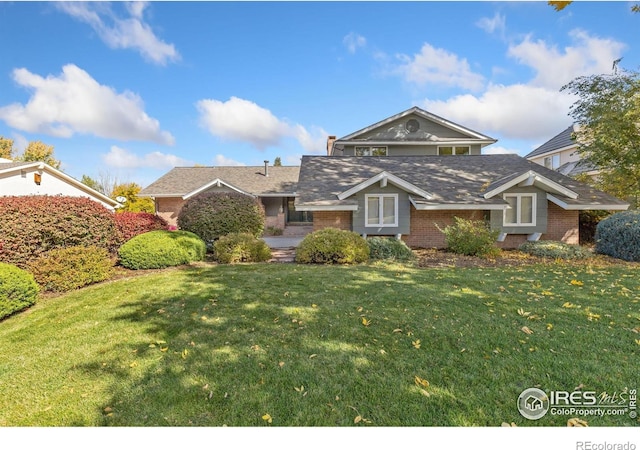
[
  {"left": 282, "top": 225, "right": 313, "bottom": 237},
  {"left": 269, "top": 248, "right": 296, "bottom": 263}
]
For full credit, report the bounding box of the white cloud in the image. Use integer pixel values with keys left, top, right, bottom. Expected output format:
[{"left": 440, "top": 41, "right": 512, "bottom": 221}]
[
  {"left": 476, "top": 13, "right": 506, "bottom": 37},
  {"left": 343, "top": 32, "right": 366, "bottom": 54},
  {"left": 507, "top": 29, "right": 625, "bottom": 89},
  {"left": 482, "top": 145, "right": 519, "bottom": 155},
  {"left": 421, "top": 30, "right": 625, "bottom": 142},
  {"left": 213, "top": 154, "right": 245, "bottom": 166},
  {"left": 56, "top": 2, "right": 179, "bottom": 65},
  {"left": 423, "top": 83, "right": 574, "bottom": 140},
  {"left": 393, "top": 43, "right": 485, "bottom": 91},
  {"left": 102, "top": 145, "right": 191, "bottom": 169},
  {"left": 0, "top": 64, "right": 174, "bottom": 145},
  {"left": 196, "top": 97, "right": 327, "bottom": 153}
]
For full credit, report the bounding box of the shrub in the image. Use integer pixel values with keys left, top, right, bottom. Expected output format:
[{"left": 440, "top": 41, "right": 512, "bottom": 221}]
[
  {"left": 118, "top": 230, "right": 206, "bottom": 270},
  {"left": 214, "top": 233, "right": 272, "bottom": 264},
  {"left": 367, "top": 237, "right": 415, "bottom": 262},
  {"left": 27, "top": 246, "right": 115, "bottom": 292},
  {"left": 115, "top": 212, "right": 168, "bottom": 246},
  {"left": 263, "top": 226, "right": 284, "bottom": 236},
  {"left": 295, "top": 228, "right": 369, "bottom": 264},
  {"left": 0, "top": 263, "right": 39, "bottom": 320},
  {"left": 518, "top": 241, "right": 592, "bottom": 260},
  {"left": 438, "top": 217, "right": 500, "bottom": 258},
  {"left": 177, "top": 192, "right": 265, "bottom": 245},
  {"left": 0, "top": 195, "right": 118, "bottom": 268},
  {"left": 579, "top": 210, "right": 611, "bottom": 245},
  {"left": 595, "top": 210, "right": 640, "bottom": 261}
]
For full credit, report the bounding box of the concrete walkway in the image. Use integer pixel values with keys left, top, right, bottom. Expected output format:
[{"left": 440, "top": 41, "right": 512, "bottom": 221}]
[{"left": 263, "top": 236, "right": 303, "bottom": 263}]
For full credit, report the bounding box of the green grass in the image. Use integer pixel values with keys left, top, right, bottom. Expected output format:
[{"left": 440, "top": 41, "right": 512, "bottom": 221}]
[{"left": 0, "top": 262, "right": 638, "bottom": 426}]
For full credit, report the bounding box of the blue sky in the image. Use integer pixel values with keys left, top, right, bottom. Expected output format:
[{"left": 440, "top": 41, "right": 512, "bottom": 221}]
[{"left": 0, "top": 1, "right": 638, "bottom": 188}]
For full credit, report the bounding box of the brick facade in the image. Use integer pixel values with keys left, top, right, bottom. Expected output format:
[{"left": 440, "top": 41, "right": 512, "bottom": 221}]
[
  {"left": 312, "top": 201, "right": 580, "bottom": 249},
  {"left": 313, "top": 211, "right": 352, "bottom": 231},
  {"left": 155, "top": 197, "right": 185, "bottom": 227}
]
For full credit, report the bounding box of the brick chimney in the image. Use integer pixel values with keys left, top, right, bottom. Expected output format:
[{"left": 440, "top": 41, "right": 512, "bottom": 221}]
[
  {"left": 264, "top": 160, "right": 269, "bottom": 177},
  {"left": 326, "top": 136, "right": 337, "bottom": 156}
]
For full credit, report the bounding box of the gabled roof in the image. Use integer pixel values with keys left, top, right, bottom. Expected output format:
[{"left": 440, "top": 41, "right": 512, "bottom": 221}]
[
  {"left": 295, "top": 155, "right": 629, "bottom": 211},
  {"left": 525, "top": 125, "right": 576, "bottom": 159},
  {"left": 332, "top": 107, "right": 496, "bottom": 149},
  {"left": 139, "top": 166, "right": 300, "bottom": 198},
  {"left": 0, "top": 161, "right": 121, "bottom": 209}
]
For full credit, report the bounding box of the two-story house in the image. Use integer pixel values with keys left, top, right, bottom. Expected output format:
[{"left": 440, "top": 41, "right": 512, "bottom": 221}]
[
  {"left": 141, "top": 107, "right": 628, "bottom": 248},
  {"left": 294, "top": 108, "right": 627, "bottom": 248}
]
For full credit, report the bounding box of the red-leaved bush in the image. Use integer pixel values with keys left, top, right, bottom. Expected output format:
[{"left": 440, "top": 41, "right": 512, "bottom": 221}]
[
  {"left": 0, "top": 195, "right": 119, "bottom": 268},
  {"left": 114, "top": 212, "right": 168, "bottom": 246}
]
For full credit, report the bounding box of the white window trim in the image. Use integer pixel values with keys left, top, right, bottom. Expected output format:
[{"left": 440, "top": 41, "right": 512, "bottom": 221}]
[
  {"left": 503, "top": 193, "right": 536, "bottom": 227},
  {"left": 437, "top": 145, "right": 470, "bottom": 156},
  {"left": 365, "top": 194, "right": 398, "bottom": 227},
  {"left": 355, "top": 146, "right": 388, "bottom": 156}
]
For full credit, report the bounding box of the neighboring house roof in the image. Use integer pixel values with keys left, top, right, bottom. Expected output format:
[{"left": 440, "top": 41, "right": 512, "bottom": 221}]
[
  {"left": 525, "top": 125, "right": 576, "bottom": 159},
  {"left": 557, "top": 159, "right": 599, "bottom": 177},
  {"left": 0, "top": 161, "right": 121, "bottom": 210},
  {"left": 295, "top": 155, "right": 629, "bottom": 211},
  {"left": 139, "top": 166, "right": 300, "bottom": 199},
  {"left": 332, "top": 107, "right": 497, "bottom": 151}
]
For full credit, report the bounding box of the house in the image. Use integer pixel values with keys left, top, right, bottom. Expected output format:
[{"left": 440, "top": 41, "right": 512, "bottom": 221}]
[
  {"left": 294, "top": 108, "right": 628, "bottom": 248},
  {"left": 525, "top": 125, "right": 599, "bottom": 178},
  {"left": 139, "top": 162, "right": 303, "bottom": 231},
  {"left": 0, "top": 159, "right": 121, "bottom": 211}
]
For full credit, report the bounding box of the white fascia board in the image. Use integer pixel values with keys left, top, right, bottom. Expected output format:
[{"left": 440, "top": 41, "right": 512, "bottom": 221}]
[
  {"left": 484, "top": 171, "right": 578, "bottom": 200},
  {"left": 293, "top": 204, "right": 358, "bottom": 212},
  {"left": 526, "top": 144, "right": 578, "bottom": 160},
  {"left": 409, "top": 196, "right": 508, "bottom": 211},
  {"left": 338, "top": 171, "right": 433, "bottom": 200},
  {"left": 256, "top": 193, "right": 297, "bottom": 198},
  {"left": 334, "top": 139, "right": 496, "bottom": 147},
  {"left": 183, "top": 178, "right": 253, "bottom": 199},
  {"left": 547, "top": 193, "right": 630, "bottom": 211}
]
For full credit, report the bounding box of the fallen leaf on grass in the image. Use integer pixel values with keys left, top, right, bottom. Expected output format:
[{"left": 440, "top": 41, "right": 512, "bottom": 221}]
[
  {"left": 414, "top": 376, "right": 430, "bottom": 388},
  {"left": 521, "top": 326, "right": 534, "bottom": 335},
  {"left": 570, "top": 280, "right": 584, "bottom": 286},
  {"left": 567, "top": 418, "right": 588, "bottom": 427},
  {"left": 501, "top": 422, "right": 517, "bottom": 427},
  {"left": 517, "top": 308, "right": 531, "bottom": 317},
  {"left": 262, "top": 413, "right": 273, "bottom": 424},
  {"left": 361, "top": 317, "right": 371, "bottom": 327},
  {"left": 412, "top": 339, "right": 421, "bottom": 349}
]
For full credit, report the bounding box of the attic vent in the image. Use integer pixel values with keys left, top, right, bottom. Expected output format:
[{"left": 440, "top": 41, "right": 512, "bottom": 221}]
[{"left": 406, "top": 119, "right": 420, "bottom": 133}]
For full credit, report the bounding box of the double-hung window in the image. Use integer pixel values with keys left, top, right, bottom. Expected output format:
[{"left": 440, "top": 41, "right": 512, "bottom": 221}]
[
  {"left": 355, "top": 146, "right": 387, "bottom": 156},
  {"left": 503, "top": 193, "right": 536, "bottom": 226},
  {"left": 365, "top": 194, "right": 398, "bottom": 227}
]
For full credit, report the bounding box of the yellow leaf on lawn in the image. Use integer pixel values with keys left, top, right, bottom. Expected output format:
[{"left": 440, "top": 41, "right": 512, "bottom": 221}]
[
  {"left": 414, "top": 376, "right": 430, "bottom": 388},
  {"left": 570, "top": 279, "right": 584, "bottom": 286},
  {"left": 354, "top": 415, "right": 362, "bottom": 424},
  {"left": 279, "top": 361, "right": 285, "bottom": 367},
  {"left": 393, "top": 328, "right": 403, "bottom": 333},
  {"left": 262, "top": 413, "right": 273, "bottom": 424},
  {"left": 181, "top": 349, "right": 189, "bottom": 359},
  {"left": 129, "top": 362, "right": 138, "bottom": 368},
  {"left": 634, "top": 339, "right": 640, "bottom": 346},
  {"left": 567, "top": 417, "right": 588, "bottom": 427},
  {"left": 562, "top": 302, "right": 575, "bottom": 308},
  {"left": 412, "top": 339, "right": 421, "bottom": 349},
  {"left": 521, "top": 326, "right": 534, "bottom": 335},
  {"left": 361, "top": 317, "right": 371, "bottom": 327},
  {"left": 517, "top": 308, "right": 530, "bottom": 317},
  {"left": 501, "top": 422, "right": 517, "bottom": 427},
  {"left": 546, "top": 323, "right": 554, "bottom": 331}
]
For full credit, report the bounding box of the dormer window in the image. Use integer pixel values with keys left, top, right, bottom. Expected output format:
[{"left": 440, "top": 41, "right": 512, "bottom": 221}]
[
  {"left": 438, "top": 146, "right": 470, "bottom": 155},
  {"left": 355, "top": 146, "right": 387, "bottom": 156},
  {"left": 544, "top": 154, "right": 561, "bottom": 170}
]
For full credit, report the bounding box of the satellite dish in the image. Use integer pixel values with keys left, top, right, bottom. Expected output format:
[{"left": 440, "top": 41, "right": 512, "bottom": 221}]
[{"left": 116, "top": 196, "right": 127, "bottom": 203}]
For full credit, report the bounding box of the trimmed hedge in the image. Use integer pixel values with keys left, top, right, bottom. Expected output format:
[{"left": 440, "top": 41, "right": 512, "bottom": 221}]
[
  {"left": 518, "top": 241, "right": 592, "bottom": 260},
  {"left": 439, "top": 217, "right": 500, "bottom": 258},
  {"left": 367, "top": 237, "right": 415, "bottom": 262},
  {"left": 214, "top": 233, "right": 272, "bottom": 264},
  {"left": 115, "top": 212, "right": 168, "bottom": 246},
  {"left": 0, "top": 263, "right": 39, "bottom": 320},
  {"left": 0, "top": 195, "right": 118, "bottom": 268},
  {"left": 595, "top": 210, "right": 640, "bottom": 261},
  {"left": 118, "top": 230, "right": 206, "bottom": 270},
  {"left": 27, "top": 246, "right": 115, "bottom": 292},
  {"left": 295, "top": 228, "right": 369, "bottom": 264},
  {"left": 177, "top": 192, "right": 265, "bottom": 245}
]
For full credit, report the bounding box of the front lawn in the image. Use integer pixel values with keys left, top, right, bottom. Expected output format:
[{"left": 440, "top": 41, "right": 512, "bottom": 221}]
[{"left": 0, "top": 262, "right": 638, "bottom": 426}]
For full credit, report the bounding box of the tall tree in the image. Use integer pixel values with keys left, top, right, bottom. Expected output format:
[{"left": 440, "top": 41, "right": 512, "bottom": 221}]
[
  {"left": 0, "top": 136, "right": 14, "bottom": 160},
  {"left": 549, "top": 1, "right": 639, "bottom": 12},
  {"left": 111, "top": 182, "right": 155, "bottom": 213},
  {"left": 273, "top": 156, "right": 282, "bottom": 167},
  {"left": 561, "top": 70, "right": 640, "bottom": 206},
  {"left": 19, "top": 140, "right": 62, "bottom": 169}
]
